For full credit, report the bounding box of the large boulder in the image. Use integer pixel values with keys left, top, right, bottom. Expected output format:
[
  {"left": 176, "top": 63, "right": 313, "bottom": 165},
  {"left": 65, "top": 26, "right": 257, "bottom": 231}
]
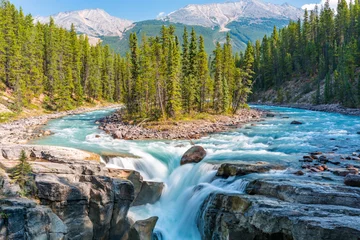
[
  {"left": 344, "top": 174, "right": 360, "bottom": 187},
  {"left": 132, "top": 181, "right": 164, "bottom": 206},
  {"left": 107, "top": 168, "right": 164, "bottom": 206},
  {"left": 216, "top": 161, "right": 285, "bottom": 178},
  {"left": 123, "top": 217, "right": 158, "bottom": 240},
  {"left": 180, "top": 146, "right": 206, "bottom": 165}
]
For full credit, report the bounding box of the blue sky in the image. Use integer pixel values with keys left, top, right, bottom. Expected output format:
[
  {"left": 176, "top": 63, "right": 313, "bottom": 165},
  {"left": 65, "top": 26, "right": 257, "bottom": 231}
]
[{"left": 11, "top": 0, "right": 321, "bottom": 21}]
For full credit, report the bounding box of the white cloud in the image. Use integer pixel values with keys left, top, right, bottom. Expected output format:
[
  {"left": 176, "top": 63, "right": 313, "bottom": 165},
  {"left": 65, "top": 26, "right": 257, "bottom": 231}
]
[
  {"left": 156, "top": 12, "right": 166, "bottom": 20},
  {"left": 302, "top": 0, "right": 351, "bottom": 11}
]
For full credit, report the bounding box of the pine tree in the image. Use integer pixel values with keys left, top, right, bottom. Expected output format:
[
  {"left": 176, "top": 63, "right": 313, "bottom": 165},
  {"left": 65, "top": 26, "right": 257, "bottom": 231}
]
[
  {"left": 197, "top": 35, "right": 209, "bottom": 112},
  {"left": 188, "top": 28, "right": 198, "bottom": 112},
  {"left": 166, "top": 36, "right": 182, "bottom": 117},
  {"left": 11, "top": 150, "right": 32, "bottom": 191},
  {"left": 70, "top": 24, "right": 83, "bottom": 102},
  {"left": 213, "top": 42, "right": 223, "bottom": 113}
]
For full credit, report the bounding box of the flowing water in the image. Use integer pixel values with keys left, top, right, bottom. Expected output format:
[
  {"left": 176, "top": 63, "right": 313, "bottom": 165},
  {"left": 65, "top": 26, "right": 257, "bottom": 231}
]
[{"left": 32, "top": 105, "right": 360, "bottom": 239}]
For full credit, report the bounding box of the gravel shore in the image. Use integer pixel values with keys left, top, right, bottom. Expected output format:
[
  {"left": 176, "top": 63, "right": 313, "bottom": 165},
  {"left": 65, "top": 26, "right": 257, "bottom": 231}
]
[{"left": 99, "top": 109, "right": 264, "bottom": 140}]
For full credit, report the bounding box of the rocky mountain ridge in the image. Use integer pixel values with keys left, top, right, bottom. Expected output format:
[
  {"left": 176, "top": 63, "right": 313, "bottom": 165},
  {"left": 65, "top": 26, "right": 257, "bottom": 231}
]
[
  {"left": 35, "top": 8, "right": 134, "bottom": 38},
  {"left": 164, "top": 0, "right": 303, "bottom": 30}
]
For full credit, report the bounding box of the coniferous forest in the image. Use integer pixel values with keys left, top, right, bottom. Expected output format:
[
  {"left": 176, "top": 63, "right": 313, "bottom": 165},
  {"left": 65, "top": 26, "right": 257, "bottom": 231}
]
[
  {"left": 0, "top": 0, "right": 253, "bottom": 119},
  {"left": 252, "top": 0, "right": 360, "bottom": 107}
]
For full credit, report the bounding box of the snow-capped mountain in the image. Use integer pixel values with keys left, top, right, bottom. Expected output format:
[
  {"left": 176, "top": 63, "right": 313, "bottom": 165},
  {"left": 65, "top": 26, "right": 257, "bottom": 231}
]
[
  {"left": 35, "top": 9, "right": 134, "bottom": 38},
  {"left": 164, "top": 0, "right": 303, "bottom": 30}
]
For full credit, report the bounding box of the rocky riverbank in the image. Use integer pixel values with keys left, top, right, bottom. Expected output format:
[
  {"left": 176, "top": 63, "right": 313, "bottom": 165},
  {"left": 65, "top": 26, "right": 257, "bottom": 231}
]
[
  {"left": 251, "top": 102, "right": 360, "bottom": 116},
  {"left": 0, "top": 104, "right": 122, "bottom": 144},
  {"left": 99, "top": 109, "right": 263, "bottom": 140},
  {"left": 0, "top": 145, "right": 163, "bottom": 239},
  {"left": 198, "top": 157, "right": 360, "bottom": 240}
]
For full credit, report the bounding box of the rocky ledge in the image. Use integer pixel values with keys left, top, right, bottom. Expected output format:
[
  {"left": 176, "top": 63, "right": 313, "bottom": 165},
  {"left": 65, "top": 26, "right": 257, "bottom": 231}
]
[
  {"left": 0, "top": 146, "right": 163, "bottom": 240},
  {"left": 198, "top": 160, "right": 360, "bottom": 240},
  {"left": 98, "top": 109, "right": 263, "bottom": 140}
]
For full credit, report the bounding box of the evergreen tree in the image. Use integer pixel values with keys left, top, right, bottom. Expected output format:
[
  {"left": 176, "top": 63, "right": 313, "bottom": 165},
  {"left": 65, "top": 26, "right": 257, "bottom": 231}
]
[{"left": 11, "top": 150, "right": 32, "bottom": 191}]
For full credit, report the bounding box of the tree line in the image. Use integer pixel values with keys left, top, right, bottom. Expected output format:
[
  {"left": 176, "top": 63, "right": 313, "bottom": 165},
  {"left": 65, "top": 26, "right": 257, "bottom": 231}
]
[
  {"left": 251, "top": 0, "right": 360, "bottom": 107},
  {"left": 124, "top": 27, "right": 254, "bottom": 119},
  {"left": 0, "top": 0, "right": 253, "bottom": 118}
]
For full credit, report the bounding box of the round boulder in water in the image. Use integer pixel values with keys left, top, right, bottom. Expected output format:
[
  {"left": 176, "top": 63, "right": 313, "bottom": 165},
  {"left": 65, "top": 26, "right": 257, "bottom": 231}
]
[
  {"left": 291, "top": 120, "right": 303, "bottom": 125},
  {"left": 180, "top": 146, "right": 207, "bottom": 165}
]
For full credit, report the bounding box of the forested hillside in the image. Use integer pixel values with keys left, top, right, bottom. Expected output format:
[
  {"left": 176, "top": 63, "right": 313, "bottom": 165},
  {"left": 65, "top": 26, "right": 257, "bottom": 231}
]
[
  {"left": 0, "top": 1, "right": 122, "bottom": 112},
  {"left": 250, "top": 0, "right": 360, "bottom": 108},
  {"left": 0, "top": 1, "right": 253, "bottom": 120},
  {"left": 101, "top": 18, "right": 290, "bottom": 55}
]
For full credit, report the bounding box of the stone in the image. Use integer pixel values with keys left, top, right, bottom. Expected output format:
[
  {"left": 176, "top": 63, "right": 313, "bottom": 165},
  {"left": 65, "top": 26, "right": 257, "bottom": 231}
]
[
  {"left": 293, "top": 170, "right": 304, "bottom": 176},
  {"left": 125, "top": 217, "right": 158, "bottom": 240},
  {"left": 0, "top": 144, "right": 100, "bottom": 162},
  {"left": 246, "top": 179, "right": 360, "bottom": 208},
  {"left": 198, "top": 192, "right": 360, "bottom": 240},
  {"left": 180, "top": 146, "right": 207, "bottom": 165},
  {"left": 109, "top": 180, "right": 134, "bottom": 240},
  {"left": 133, "top": 181, "right": 164, "bottom": 206},
  {"left": 216, "top": 161, "right": 285, "bottom": 178},
  {"left": 291, "top": 120, "right": 303, "bottom": 125},
  {"left": 107, "top": 169, "right": 143, "bottom": 198},
  {"left": 332, "top": 168, "right": 359, "bottom": 177},
  {"left": 344, "top": 174, "right": 360, "bottom": 187}
]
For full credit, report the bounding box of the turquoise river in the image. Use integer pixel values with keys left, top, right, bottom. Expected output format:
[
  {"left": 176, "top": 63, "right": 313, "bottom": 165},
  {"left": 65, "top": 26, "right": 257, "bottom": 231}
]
[{"left": 32, "top": 105, "right": 360, "bottom": 239}]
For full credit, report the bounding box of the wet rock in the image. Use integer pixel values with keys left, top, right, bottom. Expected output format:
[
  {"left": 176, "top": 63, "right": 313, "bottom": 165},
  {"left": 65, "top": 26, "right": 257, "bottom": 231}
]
[
  {"left": 216, "top": 161, "right": 285, "bottom": 178},
  {"left": 310, "top": 151, "right": 323, "bottom": 156},
  {"left": 293, "top": 170, "right": 304, "bottom": 176},
  {"left": 198, "top": 192, "right": 360, "bottom": 240},
  {"left": 291, "top": 120, "right": 303, "bottom": 125},
  {"left": 266, "top": 113, "right": 275, "bottom": 117},
  {"left": 331, "top": 168, "right": 359, "bottom": 177},
  {"left": 344, "top": 174, "right": 360, "bottom": 187},
  {"left": 107, "top": 169, "right": 143, "bottom": 198},
  {"left": 124, "top": 217, "right": 158, "bottom": 240},
  {"left": 133, "top": 181, "right": 164, "bottom": 206},
  {"left": 246, "top": 179, "right": 360, "bottom": 208},
  {"left": 180, "top": 146, "right": 207, "bottom": 165}
]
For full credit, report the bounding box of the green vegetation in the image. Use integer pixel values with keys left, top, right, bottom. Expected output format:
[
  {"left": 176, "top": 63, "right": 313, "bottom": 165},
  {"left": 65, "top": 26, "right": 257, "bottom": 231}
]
[
  {"left": 122, "top": 26, "right": 254, "bottom": 120},
  {"left": 0, "top": 211, "right": 9, "bottom": 219},
  {"left": 251, "top": 0, "right": 360, "bottom": 108},
  {"left": 0, "top": 1, "right": 253, "bottom": 116},
  {"left": 0, "top": 1, "right": 122, "bottom": 111},
  {"left": 0, "top": 112, "right": 15, "bottom": 122},
  {"left": 10, "top": 150, "right": 34, "bottom": 196}
]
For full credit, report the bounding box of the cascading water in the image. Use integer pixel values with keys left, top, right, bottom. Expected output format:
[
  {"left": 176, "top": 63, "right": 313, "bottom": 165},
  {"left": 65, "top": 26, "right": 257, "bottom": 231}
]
[{"left": 32, "top": 105, "right": 360, "bottom": 239}]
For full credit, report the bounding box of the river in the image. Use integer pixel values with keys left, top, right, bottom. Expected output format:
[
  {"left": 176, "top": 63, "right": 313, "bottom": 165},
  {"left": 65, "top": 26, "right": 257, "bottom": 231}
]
[{"left": 31, "top": 105, "right": 360, "bottom": 239}]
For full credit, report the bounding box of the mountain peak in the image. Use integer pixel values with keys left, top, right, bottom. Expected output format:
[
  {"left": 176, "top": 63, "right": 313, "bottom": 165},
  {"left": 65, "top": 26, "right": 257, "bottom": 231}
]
[
  {"left": 34, "top": 9, "right": 133, "bottom": 38},
  {"left": 166, "top": 0, "right": 303, "bottom": 29}
]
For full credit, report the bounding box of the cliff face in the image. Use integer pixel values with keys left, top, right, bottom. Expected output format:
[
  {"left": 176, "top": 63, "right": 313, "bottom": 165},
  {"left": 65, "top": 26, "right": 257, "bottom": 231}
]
[
  {"left": 198, "top": 162, "right": 360, "bottom": 240},
  {"left": 0, "top": 145, "right": 161, "bottom": 240}
]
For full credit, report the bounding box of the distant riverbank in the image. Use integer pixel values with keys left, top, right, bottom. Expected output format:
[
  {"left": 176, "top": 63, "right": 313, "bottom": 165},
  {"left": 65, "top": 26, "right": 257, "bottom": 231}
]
[{"left": 250, "top": 102, "right": 360, "bottom": 116}]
